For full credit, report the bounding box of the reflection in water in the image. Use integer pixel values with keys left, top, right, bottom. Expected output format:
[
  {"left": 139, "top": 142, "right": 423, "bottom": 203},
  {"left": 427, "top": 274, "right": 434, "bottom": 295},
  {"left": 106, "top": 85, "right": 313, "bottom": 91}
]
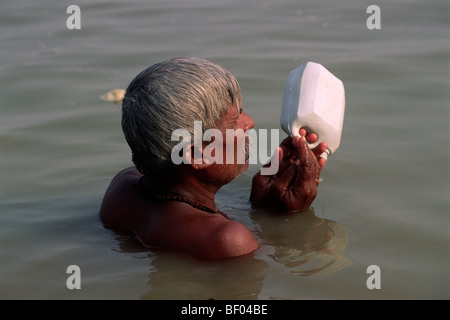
[
  {"left": 109, "top": 228, "right": 267, "bottom": 299},
  {"left": 251, "top": 207, "right": 352, "bottom": 276},
  {"left": 109, "top": 206, "right": 351, "bottom": 299},
  {"left": 140, "top": 252, "right": 267, "bottom": 300}
]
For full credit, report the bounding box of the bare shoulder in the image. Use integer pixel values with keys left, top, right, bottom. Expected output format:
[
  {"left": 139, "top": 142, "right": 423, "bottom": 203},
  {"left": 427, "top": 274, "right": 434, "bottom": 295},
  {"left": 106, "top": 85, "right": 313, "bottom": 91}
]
[
  {"left": 205, "top": 220, "right": 259, "bottom": 259},
  {"left": 99, "top": 166, "right": 259, "bottom": 259},
  {"left": 109, "top": 166, "right": 142, "bottom": 186},
  {"left": 99, "top": 166, "right": 142, "bottom": 229}
]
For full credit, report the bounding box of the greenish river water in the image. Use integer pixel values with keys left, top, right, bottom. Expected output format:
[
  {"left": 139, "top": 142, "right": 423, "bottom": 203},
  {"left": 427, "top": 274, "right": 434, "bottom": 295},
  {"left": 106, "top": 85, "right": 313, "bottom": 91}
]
[{"left": 0, "top": 0, "right": 448, "bottom": 299}]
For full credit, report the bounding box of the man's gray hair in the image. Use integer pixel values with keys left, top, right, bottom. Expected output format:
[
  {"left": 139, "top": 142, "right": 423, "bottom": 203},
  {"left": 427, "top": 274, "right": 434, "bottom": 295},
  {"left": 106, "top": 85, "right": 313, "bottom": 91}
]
[{"left": 121, "top": 57, "right": 242, "bottom": 181}]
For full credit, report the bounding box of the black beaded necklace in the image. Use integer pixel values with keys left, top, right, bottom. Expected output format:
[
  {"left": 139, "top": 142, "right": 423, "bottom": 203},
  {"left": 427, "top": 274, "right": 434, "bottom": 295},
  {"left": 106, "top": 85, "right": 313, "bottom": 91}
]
[{"left": 136, "top": 177, "right": 231, "bottom": 220}]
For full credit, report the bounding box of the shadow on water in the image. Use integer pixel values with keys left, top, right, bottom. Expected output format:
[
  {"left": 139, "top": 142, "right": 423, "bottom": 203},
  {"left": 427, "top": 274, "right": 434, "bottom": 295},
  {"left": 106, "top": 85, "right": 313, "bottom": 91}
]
[{"left": 107, "top": 206, "right": 351, "bottom": 299}]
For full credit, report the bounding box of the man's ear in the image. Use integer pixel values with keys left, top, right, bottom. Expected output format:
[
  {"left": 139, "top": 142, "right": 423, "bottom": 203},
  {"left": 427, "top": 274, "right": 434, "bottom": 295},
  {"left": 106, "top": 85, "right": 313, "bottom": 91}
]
[{"left": 182, "top": 143, "right": 212, "bottom": 170}]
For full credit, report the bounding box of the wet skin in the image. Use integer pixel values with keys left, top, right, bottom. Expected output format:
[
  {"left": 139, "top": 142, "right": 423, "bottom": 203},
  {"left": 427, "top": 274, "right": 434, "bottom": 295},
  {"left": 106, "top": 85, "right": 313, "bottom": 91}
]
[{"left": 100, "top": 104, "right": 327, "bottom": 259}]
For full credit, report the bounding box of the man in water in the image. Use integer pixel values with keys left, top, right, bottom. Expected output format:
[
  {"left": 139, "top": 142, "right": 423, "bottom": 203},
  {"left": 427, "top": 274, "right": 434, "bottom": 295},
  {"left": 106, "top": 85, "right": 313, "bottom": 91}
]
[{"left": 100, "top": 57, "right": 327, "bottom": 259}]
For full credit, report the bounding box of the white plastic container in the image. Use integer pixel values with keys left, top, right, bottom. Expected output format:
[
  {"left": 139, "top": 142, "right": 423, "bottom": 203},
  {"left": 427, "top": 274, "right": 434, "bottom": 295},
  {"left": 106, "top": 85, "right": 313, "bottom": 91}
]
[{"left": 280, "top": 61, "right": 345, "bottom": 160}]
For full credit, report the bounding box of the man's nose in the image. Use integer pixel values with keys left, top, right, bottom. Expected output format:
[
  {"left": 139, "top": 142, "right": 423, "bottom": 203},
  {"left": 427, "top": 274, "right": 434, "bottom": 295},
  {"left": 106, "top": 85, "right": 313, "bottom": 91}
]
[{"left": 242, "top": 111, "right": 255, "bottom": 132}]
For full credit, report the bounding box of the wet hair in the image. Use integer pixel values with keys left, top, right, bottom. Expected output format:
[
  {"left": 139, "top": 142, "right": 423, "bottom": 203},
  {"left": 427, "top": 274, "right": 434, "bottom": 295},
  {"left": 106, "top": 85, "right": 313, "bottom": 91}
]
[{"left": 121, "top": 57, "right": 242, "bottom": 182}]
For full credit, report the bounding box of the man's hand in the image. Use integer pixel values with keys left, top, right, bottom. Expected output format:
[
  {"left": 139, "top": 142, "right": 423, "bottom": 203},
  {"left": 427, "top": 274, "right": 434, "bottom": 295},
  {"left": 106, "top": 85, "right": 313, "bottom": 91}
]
[{"left": 250, "top": 128, "right": 327, "bottom": 213}]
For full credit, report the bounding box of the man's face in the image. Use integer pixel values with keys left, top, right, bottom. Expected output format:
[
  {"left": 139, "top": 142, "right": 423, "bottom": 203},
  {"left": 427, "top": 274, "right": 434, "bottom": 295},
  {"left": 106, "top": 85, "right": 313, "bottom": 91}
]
[{"left": 204, "top": 102, "right": 255, "bottom": 183}]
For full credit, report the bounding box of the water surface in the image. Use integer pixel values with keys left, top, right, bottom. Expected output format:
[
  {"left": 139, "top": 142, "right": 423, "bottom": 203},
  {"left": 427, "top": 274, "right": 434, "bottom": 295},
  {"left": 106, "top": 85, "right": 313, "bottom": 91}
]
[{"left": 0, "top": 0, "right": 448, "bottom": 299}]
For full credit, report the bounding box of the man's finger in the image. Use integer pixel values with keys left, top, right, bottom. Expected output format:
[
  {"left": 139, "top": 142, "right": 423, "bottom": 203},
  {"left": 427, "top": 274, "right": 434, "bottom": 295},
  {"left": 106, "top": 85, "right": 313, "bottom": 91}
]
[
  {"left": 270, "top": 162, "right": 297, "bottom": 199},
  {"left": 305, "top": 132, "right": 318, "bottom": 144},
  {"left": 312, "top": 142, "right": 328, "bottom": 158},
  {"left": 318, "top": 157, "right": 326, "bottom": 170},
  {"left": 294, "top": 135, "right": 319, "bottom": 185}
]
